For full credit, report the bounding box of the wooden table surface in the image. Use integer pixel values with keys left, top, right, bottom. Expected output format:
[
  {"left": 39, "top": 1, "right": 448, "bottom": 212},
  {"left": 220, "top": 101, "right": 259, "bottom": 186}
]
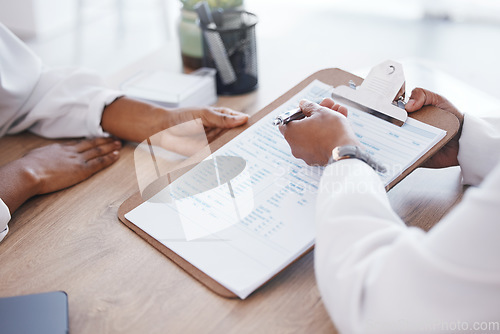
[
  {"left": 7, "top": 0, "right": 499, "bottom": 330},
  {"left": 0, "top": 85, "right": 464, "bottom": 333}
]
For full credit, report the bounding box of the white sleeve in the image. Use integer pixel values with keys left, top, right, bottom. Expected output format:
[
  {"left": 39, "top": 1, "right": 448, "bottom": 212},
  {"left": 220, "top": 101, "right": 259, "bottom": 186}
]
[
  {"left": 315, "top": 159, "right": 500, "bottom": 334},
  {"left": 0, "top": 198, "right": 11, "bottom": 242},
  {"left": 457, "top": 113, "right": 500, "bottom": 186},
  {"left": 8, "top": 66, "right": 123, "bottom": 138},
  {"left": 0, "top": 22, "right": 122, "bottom": 138}
]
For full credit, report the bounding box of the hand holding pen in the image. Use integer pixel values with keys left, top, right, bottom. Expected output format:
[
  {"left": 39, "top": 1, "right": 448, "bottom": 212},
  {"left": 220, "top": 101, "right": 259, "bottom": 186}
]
[{"left": 276, "top": 98, "right": 357, "bottom": 165}]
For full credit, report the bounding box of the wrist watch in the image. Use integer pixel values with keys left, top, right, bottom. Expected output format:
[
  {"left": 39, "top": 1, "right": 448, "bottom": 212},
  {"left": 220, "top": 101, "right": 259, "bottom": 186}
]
[{"left": 329, "top": 145, "right": 386, "bottom": 173}]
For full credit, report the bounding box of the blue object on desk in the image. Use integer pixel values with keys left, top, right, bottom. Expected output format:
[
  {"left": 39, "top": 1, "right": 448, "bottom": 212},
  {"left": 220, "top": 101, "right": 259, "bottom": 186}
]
[{"left": 0, "top": 291, "right": 69, "bottom": 334}]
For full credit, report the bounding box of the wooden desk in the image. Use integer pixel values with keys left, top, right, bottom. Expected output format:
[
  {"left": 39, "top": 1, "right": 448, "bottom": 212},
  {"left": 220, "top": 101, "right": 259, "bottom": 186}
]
[
  {"left": 0, "top": 94, "right": 464, "bottom": 334},
  {"left": 4, "top": 0, "right": 495, "bottom": 329}
]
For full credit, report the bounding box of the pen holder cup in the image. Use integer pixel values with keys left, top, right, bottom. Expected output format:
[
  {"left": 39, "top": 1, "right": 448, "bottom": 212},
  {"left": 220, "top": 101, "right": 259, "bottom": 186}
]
[{"left": 199, "top": 10, "right": 258, "bottom": 95}]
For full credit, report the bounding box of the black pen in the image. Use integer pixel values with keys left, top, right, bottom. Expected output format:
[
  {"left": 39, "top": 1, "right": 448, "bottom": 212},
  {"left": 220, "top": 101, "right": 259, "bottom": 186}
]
[{"left": 272, "top": 108, "right": 305, "bottom": 126}]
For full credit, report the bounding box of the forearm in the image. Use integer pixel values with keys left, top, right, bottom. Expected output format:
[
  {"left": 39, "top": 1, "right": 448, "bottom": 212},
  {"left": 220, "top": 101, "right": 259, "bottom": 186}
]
[
  {"left": 315, "top": 160, "right": 409, "bottom": 333},
  {"left": 101, "top": 97, "right": 170, "bottom": 142},
  {"left": 316, "top": 159, "right": 500, "bottom": 334},
  {"left": 315, "top": 160, "right": 407, "bottom": 288},
  {"left": 0, "top": 159, "right": 40, "bottom": 214}
]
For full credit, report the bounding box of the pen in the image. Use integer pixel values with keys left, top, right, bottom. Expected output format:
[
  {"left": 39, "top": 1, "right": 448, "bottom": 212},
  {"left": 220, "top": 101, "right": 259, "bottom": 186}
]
[{"left": 272, "top": 108, "right": 305, "bottom": 126}]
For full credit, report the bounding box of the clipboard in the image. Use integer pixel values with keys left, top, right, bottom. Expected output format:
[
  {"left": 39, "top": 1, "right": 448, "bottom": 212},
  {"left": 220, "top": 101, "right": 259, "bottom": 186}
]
[{"left": 118, "top": 66, "right": 460, "bottom": 298}]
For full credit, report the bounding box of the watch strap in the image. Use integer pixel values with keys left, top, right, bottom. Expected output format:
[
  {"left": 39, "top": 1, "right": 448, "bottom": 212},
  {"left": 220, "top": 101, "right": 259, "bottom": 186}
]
[{"left": 330, "top": 145, "right": 386, "bottom": 173}]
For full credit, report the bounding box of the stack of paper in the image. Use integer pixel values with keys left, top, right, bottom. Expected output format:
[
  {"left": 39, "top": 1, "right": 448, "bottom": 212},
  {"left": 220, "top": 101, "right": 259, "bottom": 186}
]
[{"left": 120, "top": 68, "right": 217, "bottom": 108}]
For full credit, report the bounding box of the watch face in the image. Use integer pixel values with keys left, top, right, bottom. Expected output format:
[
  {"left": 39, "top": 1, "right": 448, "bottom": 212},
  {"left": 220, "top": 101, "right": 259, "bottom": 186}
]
[
  {"left": 331, "top": 147, "right": 340, "bottom": 161},
  {"left": 332, "top": 145, "right": 358, "bottom": 162}
]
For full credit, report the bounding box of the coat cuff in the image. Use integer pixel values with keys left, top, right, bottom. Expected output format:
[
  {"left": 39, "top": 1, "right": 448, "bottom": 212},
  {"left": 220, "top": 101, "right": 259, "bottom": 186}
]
[
  {"left": 0, "top": 198, "right": 11, "bottom": 243},
  {"left": 87, "top": 89, "right": 124, "bottom": 137}
]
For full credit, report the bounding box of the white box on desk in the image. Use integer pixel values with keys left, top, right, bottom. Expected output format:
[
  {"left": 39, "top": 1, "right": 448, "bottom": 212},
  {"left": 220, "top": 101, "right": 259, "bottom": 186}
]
[{"left": 121, "top": 68, "right": 217, "bottom": 108}]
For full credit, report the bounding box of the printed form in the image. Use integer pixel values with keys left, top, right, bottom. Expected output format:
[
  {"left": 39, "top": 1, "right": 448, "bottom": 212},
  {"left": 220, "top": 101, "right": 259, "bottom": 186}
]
[{"left": 125, "top": 80, "right": 446, "bottom": 299}]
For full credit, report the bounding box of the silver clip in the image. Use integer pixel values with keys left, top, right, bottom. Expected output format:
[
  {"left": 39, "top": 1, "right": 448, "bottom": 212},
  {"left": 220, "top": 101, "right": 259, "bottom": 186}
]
[{"left": 331, "top": 60, "right": 408, "bottom": 126}]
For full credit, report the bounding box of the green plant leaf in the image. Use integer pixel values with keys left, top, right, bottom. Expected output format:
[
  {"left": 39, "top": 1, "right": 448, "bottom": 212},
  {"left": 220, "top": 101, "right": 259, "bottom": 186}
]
[{"left": 180, "top": 0, "right": 244, "bottom": 11}]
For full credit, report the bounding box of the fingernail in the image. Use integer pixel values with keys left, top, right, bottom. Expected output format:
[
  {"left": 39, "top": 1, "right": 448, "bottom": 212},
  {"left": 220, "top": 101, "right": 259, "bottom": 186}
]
[{"left": 406, "top": 99, "right": 415, "bottom": 109}]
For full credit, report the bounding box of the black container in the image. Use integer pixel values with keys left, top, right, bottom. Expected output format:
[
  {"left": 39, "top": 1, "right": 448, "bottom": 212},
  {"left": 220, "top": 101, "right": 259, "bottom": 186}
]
[{"left": 200, "top": 10, "right": 258, "bottom": 95}]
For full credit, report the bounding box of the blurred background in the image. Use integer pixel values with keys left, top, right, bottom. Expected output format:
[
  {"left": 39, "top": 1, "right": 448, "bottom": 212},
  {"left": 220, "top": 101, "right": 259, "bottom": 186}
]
[{"left": 1, "top": 0, "right": 499, "bottom": 114}]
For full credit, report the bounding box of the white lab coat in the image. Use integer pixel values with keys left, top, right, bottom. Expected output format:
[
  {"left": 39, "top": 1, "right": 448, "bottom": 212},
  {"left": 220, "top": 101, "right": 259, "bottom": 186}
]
[
  {"left": 0, "top": 23, "right": 122, "bottom": 242},
  {"left": 316, "top": 113, "right": 500, "bottom": 333}
]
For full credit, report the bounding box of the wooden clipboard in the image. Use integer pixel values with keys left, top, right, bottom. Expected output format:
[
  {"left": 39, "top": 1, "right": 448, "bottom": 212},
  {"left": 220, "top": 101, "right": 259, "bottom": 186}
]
[{"left": 118, "top": 68, "right": 460, "bottom": 298}]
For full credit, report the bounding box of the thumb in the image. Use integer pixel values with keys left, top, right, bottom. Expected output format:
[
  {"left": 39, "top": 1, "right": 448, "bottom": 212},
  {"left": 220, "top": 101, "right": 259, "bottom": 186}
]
[
  {"left": 406, "top": 88, "right": 446, "bottom": 113},
  {"left": 298, "top": 99, "right": 320, "bottom": 117},
  {"left": 405, "top": 88, "right": 426, "bottom": 112}
]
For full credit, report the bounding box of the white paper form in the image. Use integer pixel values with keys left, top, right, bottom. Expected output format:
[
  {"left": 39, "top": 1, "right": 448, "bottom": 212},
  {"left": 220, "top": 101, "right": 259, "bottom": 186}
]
[
  {"left": 125, "top": 80, "right": 446, "bottom": 299},
  {"left": 348, "top": 105, "right": 447, "bottom": 186}
]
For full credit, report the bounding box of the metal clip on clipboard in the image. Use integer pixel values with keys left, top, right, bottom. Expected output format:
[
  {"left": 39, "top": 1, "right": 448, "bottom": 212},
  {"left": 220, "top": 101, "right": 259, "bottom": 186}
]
[{"left": 331, "top": 60, "right": 408, "bottom": 126}]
